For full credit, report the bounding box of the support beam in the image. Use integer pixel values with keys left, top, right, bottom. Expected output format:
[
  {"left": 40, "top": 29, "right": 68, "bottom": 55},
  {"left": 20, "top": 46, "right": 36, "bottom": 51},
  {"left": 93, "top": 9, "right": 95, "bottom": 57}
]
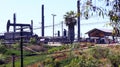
[{"left": 77, "top": 0, "right": 80, "bottom": 41}]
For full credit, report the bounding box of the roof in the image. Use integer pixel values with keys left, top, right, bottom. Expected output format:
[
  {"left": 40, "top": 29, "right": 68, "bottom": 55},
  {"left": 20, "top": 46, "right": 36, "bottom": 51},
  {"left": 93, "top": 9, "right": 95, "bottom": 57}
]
[{"left": 86, "top": 28, "right": 112, "bottom": 34}]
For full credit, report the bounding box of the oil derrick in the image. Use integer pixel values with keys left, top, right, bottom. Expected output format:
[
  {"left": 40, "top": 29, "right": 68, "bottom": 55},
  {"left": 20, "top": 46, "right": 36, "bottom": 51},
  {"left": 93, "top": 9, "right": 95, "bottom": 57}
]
[{"left": 6, "top": 13, "right": 33, "bottom": 41}]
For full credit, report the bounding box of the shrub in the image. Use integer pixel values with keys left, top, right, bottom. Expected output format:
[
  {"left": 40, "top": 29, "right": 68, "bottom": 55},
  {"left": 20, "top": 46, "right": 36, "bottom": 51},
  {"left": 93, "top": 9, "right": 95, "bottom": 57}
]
[
  {"left": 30, "top": 37, "right": 37, "bottom": 44},
  {"left": 48, "top": 47, "right": 59, "bottom": 54},
  {"left": 11, "top": 43, "right": 19, "bottom": 49},
  {"left": 60, "top": 56, "right": 73, "bottom": 66},
  {"left": 64, "top": 57, "right": 80, "bottom": 67},
  {"left": 43, "top": 57, "right": 61, "bottom": 67},
  {"left": 79, "top": 55, "right": 101, "bottom": 67},
  {"left": 99, "top": 58, "right": 112, "bottom": 67},
  {"left": 0, "top": 54, "right": 5, "bottom": 65},
  {"left": 90, "top": 46, "right": 109, "bottom": 59},
  {"left": 43, "top": 57, "right": 54, "bottom": 64},
  {"left": 47, "top": 46, "right": 66, "bottom": 54},
  {"left": 0, "top": 46, "right": 7, "bottom": 54},
  {"left": 64, "top": 55, "right": 101, "bottom": 67},
  {"left": 108, "top": 51, "right": 120, "bottom": 67}
]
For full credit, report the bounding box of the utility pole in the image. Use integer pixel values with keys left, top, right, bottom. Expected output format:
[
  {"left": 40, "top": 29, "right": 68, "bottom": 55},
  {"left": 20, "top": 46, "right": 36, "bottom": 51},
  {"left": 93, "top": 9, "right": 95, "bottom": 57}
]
[
  {"left": 77, "top": 0, "right": 80, "bottom": 42},
  {"left": 51, "top": 14, "right": 56, "bottom": 44},
  {"left": 20, "top": 27, "right": 23, "bottom": 67}
]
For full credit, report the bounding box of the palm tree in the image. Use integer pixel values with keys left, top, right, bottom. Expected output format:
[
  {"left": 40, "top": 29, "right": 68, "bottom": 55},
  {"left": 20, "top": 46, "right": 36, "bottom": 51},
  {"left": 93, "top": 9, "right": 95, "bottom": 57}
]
[{"left": 64, "top": 11, "right": 77, "bottom": 43}]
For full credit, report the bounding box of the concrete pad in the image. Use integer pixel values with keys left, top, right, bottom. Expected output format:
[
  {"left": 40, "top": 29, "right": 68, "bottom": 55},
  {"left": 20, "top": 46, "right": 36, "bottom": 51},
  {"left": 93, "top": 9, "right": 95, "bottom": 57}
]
[{"left": 48, "top": 42, "right": 62, "bottom": 46}]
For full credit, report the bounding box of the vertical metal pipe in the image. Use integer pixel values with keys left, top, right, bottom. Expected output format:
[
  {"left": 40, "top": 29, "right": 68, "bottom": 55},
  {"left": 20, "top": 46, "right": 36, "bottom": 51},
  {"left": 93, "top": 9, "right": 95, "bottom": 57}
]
[
  {"left": 20, "top": 27, "right": 23, "bottom": 67},
  {"left": 31, "top": 20, "right": 33, "bottom": 35},
  {"left": 61, "top": 21, "right": 63, "bottom": 36},
  {"left": 58, "top": 30, "right": 60, "bottom": 37},
  {"left": 13, "top": 13, "right": 16, "bottom": 32},
  {"left": 42, "top": 5, "right": 44, "bottom": 37},
  {"left": 77, "top": 0, "right": 80, "bottom": 41},
  {"left": 13, "top": 13, "right": 16, "bottom": 41}
]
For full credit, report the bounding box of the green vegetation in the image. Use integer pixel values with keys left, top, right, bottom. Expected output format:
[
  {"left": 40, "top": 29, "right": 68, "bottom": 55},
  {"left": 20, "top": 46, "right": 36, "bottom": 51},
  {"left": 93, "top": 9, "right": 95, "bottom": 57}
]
[
  {"left": 42, "top": 45, "right": 120, "bottom": 67},
  {"left": 0, "top": 43, "right": 120, "bottom": 67},
  {"left": 90, "top": 46, "right": 109, "bottom": 59},
  {"left": 30, "top": 37, "right": 37, "bottom": 44},
  {"left": 0, "top": 55, "right": 46, "bottom": 67},
  {"left": 47, "top": 46, "right": 67, "bottom": 54}
]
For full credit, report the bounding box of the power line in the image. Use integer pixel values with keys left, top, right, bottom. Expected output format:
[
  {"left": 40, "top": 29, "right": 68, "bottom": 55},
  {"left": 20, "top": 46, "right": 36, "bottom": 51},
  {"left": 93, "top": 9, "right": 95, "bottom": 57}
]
[
  {"left": 0, "top": 21, "right": 109, "bottom": 34},
  {"left": 33, "top": 22, "right": 61, "bottom": 30},
  {"left": 81, "top": 21, "right": 109, "bottom": 25}
]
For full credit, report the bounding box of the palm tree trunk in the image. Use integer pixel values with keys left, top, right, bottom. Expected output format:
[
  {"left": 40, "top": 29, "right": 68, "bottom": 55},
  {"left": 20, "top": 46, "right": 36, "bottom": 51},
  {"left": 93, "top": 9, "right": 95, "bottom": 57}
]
[{"left": 68, "top": 25, "right": 75, "bottom": 43}]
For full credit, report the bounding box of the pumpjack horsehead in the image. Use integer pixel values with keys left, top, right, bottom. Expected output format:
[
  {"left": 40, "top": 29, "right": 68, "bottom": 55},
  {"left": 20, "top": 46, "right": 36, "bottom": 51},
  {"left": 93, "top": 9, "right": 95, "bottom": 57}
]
[
  {"left": 7, "top": 13, "right": 33, "bottom": 40},
  {"left": 6, "top": 13, "right": 33, "bottom": 35}
]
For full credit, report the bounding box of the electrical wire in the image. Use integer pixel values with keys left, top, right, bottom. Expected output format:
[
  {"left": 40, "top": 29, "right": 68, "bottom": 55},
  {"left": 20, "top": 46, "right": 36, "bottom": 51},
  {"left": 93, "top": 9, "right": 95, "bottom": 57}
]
[{"left": 0, "top": 20, "right": 110, "bottom": 34}]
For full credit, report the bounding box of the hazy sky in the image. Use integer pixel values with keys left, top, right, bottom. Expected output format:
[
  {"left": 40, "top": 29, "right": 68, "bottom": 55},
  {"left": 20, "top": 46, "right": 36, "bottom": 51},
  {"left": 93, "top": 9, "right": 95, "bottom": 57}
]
[
  {"left": 0, "top": 0, "right": 113, "bottom": 37},
  {"left": 0, "top": 0, "right": 77, "bottom": 35}
]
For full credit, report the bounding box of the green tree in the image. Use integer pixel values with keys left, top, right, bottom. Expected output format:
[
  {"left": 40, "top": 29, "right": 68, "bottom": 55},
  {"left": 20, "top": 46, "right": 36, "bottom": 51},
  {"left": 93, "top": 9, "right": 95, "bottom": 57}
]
[
  {"left": 108, "top": 0, "right": 120, "bottom": 41},
  {"left": 64, "top": 11, "right": 77, "bottom": 43},
  {"left": 63, "top": 0, "right": 106, "bottom": 44},
  {"left": 80, "top": 0, "right": 105, "bottom": 19}
]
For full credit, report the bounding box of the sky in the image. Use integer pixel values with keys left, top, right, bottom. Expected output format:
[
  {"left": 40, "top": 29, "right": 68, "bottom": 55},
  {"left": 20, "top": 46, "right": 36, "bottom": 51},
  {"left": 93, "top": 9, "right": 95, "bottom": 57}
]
[{"left": 0, "top": 0, "right": 113, "bottom": 37}]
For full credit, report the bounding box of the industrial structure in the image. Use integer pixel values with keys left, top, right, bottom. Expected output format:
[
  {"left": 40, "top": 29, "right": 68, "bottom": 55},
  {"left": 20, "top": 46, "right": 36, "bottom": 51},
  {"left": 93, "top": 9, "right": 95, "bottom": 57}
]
[
  {"left": 1, "top": 1, "right": 119, "bottom": 44},
  {"left": 0, "top": 4, "right": 70, "bottom": 44},
  {"left": 3, "top": 13, "right": 33, "bottom": 43}
]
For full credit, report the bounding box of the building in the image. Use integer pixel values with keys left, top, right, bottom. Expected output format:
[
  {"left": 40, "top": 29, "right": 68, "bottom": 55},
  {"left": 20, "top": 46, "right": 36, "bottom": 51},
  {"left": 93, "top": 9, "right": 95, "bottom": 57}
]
[{"left": 86, "top": 28, "right": 113, "bottom": 44}]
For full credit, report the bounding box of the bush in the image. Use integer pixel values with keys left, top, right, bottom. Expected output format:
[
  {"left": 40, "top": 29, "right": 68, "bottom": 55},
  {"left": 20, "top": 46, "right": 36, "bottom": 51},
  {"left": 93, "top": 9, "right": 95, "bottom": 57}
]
[
  {"left": 108, "top": 51, "right": 120, "bottom": 67},
  {"left": 90, "top": 46, "right": 109, "bottom": 59},
  {"left": 0, "top": 46, "right": 7, "bottom": 54},
  {"left": 11, "top": 43, "right": 19, "bottom": 49},
  {"left": 0, "top": 54, "right": 5, "bottom": 65},
  {"left": 60, "top": 56, "right": 73, "bottom": 66},
  {"left": 47, "top": 46, "right": 66, "bottom": 54},
  {"left": 64, "top": 57, "right": 80, "bottom": 67},
  {"left": 43, "top": 57, "right": 61, "bottom": 67},
  {"left": 79, "top": 55, "right": 101, "bottom": 67},
  {"left": 43, "top": 57, "right": 54, "bottom": 64},
  {"left": 48, "top": 47, "right": 59, "bottom": 54},
  {"left": 30, "top": 37, "right": 37, "bottom": 44},
  {"left": 64, "top": 55, "right": 101, "bottom": 67}
]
